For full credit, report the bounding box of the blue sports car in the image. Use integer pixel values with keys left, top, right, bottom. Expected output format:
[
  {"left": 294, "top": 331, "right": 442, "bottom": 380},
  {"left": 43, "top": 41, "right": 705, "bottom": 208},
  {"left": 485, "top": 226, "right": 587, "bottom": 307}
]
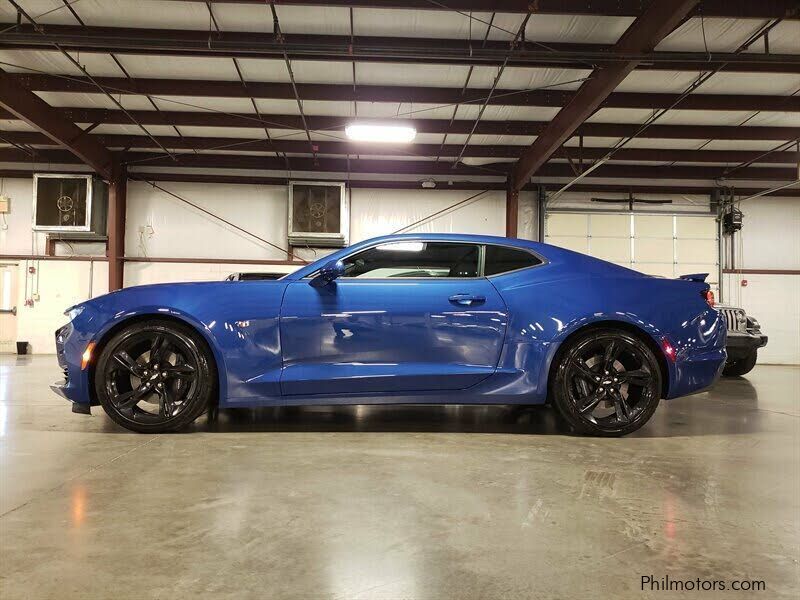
[{"left": 53, "top": 233, "right": 726, "bottom": 436}]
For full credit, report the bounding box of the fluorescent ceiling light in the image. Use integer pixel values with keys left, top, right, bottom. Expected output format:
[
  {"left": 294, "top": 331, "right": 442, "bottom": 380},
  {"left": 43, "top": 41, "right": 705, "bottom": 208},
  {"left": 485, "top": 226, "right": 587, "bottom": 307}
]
[{"left": 345, "top": 123, "right": 416, "bottom": 143}]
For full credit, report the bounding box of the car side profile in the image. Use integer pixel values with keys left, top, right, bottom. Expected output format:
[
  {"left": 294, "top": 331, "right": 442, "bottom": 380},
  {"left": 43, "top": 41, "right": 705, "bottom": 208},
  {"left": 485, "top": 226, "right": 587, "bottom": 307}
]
[{"left": 53, "top": 234, "right": 727, "bottom": 436}]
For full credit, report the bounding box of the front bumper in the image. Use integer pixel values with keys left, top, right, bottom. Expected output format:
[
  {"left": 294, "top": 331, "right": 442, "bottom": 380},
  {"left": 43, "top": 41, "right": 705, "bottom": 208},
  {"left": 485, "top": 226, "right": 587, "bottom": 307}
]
[
  {"left": 726, "top": 331, "right": 768, "bottom": 361},
  {"left": 53, "top": 321, "right": 95, "bottom": 408}
]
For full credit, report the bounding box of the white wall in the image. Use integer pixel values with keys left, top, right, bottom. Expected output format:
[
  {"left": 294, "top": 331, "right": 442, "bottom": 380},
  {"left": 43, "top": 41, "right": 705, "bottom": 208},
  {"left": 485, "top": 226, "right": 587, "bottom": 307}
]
[
  {"left": 2, "top": 177, "right": 534, "bottom": 352},
  {"left": 722, "top": 196, "right": 800, "bottom": 365}
]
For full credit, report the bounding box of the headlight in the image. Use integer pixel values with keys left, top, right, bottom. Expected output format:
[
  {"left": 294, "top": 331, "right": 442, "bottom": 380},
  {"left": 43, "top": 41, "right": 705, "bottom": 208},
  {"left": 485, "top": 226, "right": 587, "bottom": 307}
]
[{"left": 64, "top": 305, "right": 85, "bottom": 321}]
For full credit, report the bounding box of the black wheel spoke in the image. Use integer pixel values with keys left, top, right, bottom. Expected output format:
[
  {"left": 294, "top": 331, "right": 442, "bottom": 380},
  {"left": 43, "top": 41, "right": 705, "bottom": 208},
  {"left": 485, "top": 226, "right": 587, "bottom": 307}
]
[
  {"left": 611, "top": 390, "right": 631, "bottom": 422},
  {"left": 572, "top": 359, "right": 598, "bottom": 384},
  {"left": 618, "top": 368, "right": 651, "bottom": 386},
  {"left": 113, "top": 351, "right": 142, "bottom": 376},
  {"left": 160, "top": 385, "right": 174, "bottom": 418},
  {"left": 602, "top": 340, "right": 619, "bottom": 373},
  {"left": 150, "top": 334, "right": 168, "bottom": 363},
  {"left": 163, "top": 364, "right": 196, "bottom": 380},
  {"left": 114, "top": 386, "right": 147, "bottom": 410},
  {"left": 577, "top": 390, "right": 603, "bottom": 414}
]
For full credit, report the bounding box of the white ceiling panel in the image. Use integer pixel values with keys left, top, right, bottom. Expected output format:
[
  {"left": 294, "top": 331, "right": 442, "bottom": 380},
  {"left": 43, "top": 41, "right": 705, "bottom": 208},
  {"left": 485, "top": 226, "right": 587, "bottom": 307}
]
[
  {"left": 478, "top": 105, "right": 561, "bottom": 121},
  {"left": 616, "top": 70, "right": 701, "bottom": 93},
  {"left": 174, "top": 126, "right": 271, "bottom": 139},
  {"left": 657, "top": 18, "right": 782, "bottom": 53},
  {"left": 656, "top": 110, "right": 759, "bottom": 126},
  {"left": 256, "top": 99, "right": 352, "bottom": 118},
  {"left": 741, "top": 21, "right": 800, "bottom": 55},
  {"left": 356, "top": 63, "right": 471, "bottom": 88},
  {"left": 587, "top": 108, "right": 654, "bottom": 124},
  {"left": 697, "top": 73, "right": 800, "bottom": 96},
  {"left": 0, "top": 49, "right": 121, "bottom": 77},
  {"left": 702, "top": 139, "right": 796, "bottom": 151},
  {"left": 79, "top": 123, "right": 177, "bottom": 136},
  {"left": 217, "top": 4, "right": 351, "bottom": 34},
  {"left": 353, "top": 8, "right": 483, "bottom": 40},
  {"left": 0, "top": 120, "right": 36, "bottom": 132},
  {"left": 617, "top": 138, "right": 707, "bottom": 150},
  {"left": 113, "top": 55, "right": 239, "bottom": 80},
  {"left": 152, "top": 96, "right": 255, "bottom": 114},
  {"left": 480, "top": 66, "right": 591, "bottom": 90},
  {"left": 443, "top": 134, "right": 537, "bottom": 146},
  {"left": 47, "top": 0, "right": 210, "bottom": 30},
  {"left": 33, "top": 91, "right": 155, "bottom": 111},
  {"left": 0, "top": 1, "right": 73, "bottom": 25},
  {"left": 522, "top": 14, "right": 634, "bottom": 45},
  {"left": 740, "top": 112, "right": 800, "bottom": 128}
]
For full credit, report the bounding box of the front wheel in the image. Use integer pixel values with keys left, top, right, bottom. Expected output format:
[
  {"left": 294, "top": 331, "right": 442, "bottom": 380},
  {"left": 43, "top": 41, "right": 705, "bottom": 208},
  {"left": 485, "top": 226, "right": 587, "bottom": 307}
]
[
  {"left": 94, "top": 320, "right": 216, "bottom": 433},
  {"left": 551, "top": 329, "right": 663, "bottom": 437},
  {"left": 722, "top": 350, "right": 758, "bottom": 377}
]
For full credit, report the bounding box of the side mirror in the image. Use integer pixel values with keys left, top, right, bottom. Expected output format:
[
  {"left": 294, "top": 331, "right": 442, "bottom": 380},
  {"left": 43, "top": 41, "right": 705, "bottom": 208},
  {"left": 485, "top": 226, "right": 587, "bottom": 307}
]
[{"left": 310, "top": 259, "right": 345, "bottom": 288}]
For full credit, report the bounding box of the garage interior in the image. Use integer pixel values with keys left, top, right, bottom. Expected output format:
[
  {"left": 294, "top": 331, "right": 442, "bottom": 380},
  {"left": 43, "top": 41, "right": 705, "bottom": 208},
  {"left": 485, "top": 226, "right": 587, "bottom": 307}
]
[{"left": 0, "top": 0, "right": 799, "bottom": 598}]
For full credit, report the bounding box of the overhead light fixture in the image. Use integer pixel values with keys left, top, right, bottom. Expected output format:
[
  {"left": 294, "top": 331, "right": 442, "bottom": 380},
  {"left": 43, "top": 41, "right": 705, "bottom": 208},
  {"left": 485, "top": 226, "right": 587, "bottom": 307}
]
[{"left": 345, "top": 123, "right": 416, "bottom": 143}]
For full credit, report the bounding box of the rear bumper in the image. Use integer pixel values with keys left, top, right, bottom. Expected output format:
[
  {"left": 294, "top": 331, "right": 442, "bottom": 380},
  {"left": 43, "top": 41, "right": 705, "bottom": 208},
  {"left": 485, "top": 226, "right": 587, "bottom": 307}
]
[{"left": 726, "top": 332, "right": 768, "bottom": 361}]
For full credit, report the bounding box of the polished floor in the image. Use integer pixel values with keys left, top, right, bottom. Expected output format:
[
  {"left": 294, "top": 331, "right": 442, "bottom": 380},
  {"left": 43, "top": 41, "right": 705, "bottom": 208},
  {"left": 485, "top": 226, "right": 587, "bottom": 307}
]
[{"left": 0, "top": 355, "right": 798, "bottom": 599}]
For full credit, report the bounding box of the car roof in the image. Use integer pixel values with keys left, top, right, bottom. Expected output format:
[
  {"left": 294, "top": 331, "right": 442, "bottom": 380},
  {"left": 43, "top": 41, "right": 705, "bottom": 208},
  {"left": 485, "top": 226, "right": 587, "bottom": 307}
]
[{"left": 285, "top": 233, "right": 605, "bottom": 280}]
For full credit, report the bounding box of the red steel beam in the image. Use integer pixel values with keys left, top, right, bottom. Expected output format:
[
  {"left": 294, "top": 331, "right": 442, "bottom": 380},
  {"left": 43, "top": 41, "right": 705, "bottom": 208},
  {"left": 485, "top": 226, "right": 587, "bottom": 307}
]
[
  {"left": 11, "top": 73, "right": 800, "bottom": 113},
  {"left": 1, "top": 148, "right": 796, "bottom": 181},
  {"left": 107, "top": 158, "right": 127, "bottom": 290},
  {"left": 3, "top": 130, "right": 798, "bottom": 164},
  {"left": 0, "top": 68, "right": 112, "bottom": 178},
  {"left": 2, "top": 23, "right": 799, "bottom": 73},
  {"left": 511, "top": 0, "right": 700, "bottom": 191},
  {"left": 163, "top": 1, "right": 800, "bottom": 19},
  {"left": 2, "top": 107, "right": 796, "bottom": 141}
]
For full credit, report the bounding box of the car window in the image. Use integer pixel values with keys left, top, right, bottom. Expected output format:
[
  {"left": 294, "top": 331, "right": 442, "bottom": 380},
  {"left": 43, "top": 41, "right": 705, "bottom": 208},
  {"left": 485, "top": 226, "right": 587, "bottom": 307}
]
[
  {"left": 342, "top": 242, "right": 480, "bottom": 279},
  {"left": 484, "top": 244, "right": 542, "bottom": 276}
]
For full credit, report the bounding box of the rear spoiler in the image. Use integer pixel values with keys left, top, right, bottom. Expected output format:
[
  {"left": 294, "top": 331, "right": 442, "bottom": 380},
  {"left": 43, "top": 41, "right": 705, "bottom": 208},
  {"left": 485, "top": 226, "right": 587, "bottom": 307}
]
[{"left": 678, "top": 273, "right": 709, "bottom": 283}]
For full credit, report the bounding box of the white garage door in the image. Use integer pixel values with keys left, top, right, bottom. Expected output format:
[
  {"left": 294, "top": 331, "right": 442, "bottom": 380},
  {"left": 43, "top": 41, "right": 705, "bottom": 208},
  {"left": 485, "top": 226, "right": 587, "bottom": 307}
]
[{"left": 545, "top": 211, "right": 719, "bottom": 292}]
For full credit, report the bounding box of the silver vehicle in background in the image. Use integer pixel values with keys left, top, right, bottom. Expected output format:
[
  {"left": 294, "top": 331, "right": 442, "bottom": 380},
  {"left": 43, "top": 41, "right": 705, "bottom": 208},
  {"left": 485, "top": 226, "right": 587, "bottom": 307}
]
[{"left": 718, "top": 305, "right": 768, "bottom": 376}]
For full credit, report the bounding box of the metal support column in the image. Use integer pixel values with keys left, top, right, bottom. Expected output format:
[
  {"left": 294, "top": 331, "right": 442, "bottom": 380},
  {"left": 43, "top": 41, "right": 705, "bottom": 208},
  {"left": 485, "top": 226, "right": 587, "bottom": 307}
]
[
  {"left": 506, "top": 186, "right": 519, "bottom": 238},
  {"left": 108, "top": 158, "right": 127, "bottom": 291}
]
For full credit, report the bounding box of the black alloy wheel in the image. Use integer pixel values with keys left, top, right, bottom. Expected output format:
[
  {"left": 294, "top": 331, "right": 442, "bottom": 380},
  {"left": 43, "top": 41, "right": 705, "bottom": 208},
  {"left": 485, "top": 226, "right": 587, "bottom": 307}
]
[
  {"left": 552, "top": 329, "right": 662, "bottom": 437},
  {"left": 95, "top": 320, "right": 216, "bottom": 433}
]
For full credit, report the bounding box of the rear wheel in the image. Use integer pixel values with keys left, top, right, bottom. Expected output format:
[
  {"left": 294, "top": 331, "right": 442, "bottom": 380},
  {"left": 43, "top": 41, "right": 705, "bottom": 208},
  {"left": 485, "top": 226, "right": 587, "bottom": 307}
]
[
  {"left": 94, "top": 320, "right": 216, "bottom": 433},
  {"left": 722, "top": 350, "right": 758, "bottom": 377},
  {"left": 552, "top": 329, "right": 662, "bottom": 437}
]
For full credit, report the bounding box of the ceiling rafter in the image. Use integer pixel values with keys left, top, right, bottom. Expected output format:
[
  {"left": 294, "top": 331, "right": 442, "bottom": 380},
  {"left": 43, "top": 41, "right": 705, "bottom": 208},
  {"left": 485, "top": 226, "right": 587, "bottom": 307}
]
[
  {"left": 10, "top": 73, "right": 800, "bottom": 113},
  {"left": 161, "top": 1, "right": 800, "bottom": 20},
  {"left": 4, "top": 130, "right": 798, "bottom": 164},
  {"left": 2, "top": 107, "right": 797, "bottom": 140},
  {"left": 2, "top": 23, "right": 799, "bottom": 73},
  {"left": 0, "top": 67, "right": 112, "bottom": 177},
  {"left": 511, "top": 0, "right": 701, "bottom": 191},
  {"left": 1, "top": 147, "right": 797, "bottom": 182}
]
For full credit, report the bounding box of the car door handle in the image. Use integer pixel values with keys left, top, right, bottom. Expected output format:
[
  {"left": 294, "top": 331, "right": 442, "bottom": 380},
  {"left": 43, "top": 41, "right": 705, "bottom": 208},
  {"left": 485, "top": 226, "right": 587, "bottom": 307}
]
[{"left": 449, "top": 294, "right": 486, "bottom": 306}]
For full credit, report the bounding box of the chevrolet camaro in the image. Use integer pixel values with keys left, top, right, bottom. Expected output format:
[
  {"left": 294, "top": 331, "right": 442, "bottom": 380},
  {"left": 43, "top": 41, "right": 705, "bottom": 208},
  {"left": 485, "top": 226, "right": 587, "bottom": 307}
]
[{"left": 53, "top": 233, "right": 726, "bottom": 436}]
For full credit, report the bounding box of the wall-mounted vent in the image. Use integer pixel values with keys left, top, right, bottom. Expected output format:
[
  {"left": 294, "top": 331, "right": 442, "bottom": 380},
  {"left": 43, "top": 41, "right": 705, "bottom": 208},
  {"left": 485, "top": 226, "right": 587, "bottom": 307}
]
[
  {"left": 288, "top": 181, "right": 348, "bottom": 248},
  {"left": 32, "top": 174, "right": 107, "bottom": 234}
]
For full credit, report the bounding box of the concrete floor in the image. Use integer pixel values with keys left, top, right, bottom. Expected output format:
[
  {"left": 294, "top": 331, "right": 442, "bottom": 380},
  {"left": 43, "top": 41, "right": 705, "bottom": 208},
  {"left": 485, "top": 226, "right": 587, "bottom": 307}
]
[{"left": 0, "top": 355, "right": 798, "bottom": 599}]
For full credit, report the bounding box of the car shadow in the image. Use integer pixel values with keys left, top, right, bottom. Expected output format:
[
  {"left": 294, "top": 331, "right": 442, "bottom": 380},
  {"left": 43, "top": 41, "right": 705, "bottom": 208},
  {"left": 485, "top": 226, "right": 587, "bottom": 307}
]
[{"left": 190, "top": 403, "right": 571, "bottom": 436}]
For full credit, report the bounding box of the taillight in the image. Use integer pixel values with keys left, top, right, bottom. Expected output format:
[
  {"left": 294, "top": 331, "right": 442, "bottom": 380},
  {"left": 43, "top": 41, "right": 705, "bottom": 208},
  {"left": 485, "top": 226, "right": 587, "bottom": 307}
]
[{"left": 702, "top": 289, "right": 715, "bottom": 308}]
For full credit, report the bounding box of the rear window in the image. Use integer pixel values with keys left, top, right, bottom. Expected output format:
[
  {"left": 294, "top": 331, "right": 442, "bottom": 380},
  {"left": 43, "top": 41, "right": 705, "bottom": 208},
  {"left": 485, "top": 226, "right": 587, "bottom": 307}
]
[{"left": 484, "top": 245, "right": 542, "bottom": 276}]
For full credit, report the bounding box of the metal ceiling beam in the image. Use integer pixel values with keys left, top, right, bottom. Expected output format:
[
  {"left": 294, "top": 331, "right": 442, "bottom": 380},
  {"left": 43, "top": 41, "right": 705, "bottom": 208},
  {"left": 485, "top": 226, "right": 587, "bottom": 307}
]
[
  {"left": 162, "top": 1, "right": 800, "bottom": 19},
  {"left": 2, "top": 24, "right": 799, "bottom": 73},
  {"left": 11, "top": 73, "right": 800, "bottom": 113},
  {"left": 1, "top": 148, "right": 796, "bottom": 181},
  {"left": 0, "top": 67, "right": 112, "bottom": 178},
  {"left": 2, "top": 107, "right": 796, "bottom": 140},
  {"left": 4, "top": 167, "right": 800, "bottom": 197},
  {"left": 4, "top": 130, "right": 799, "bottom": 164},
  {"left": 511, "top": 0, "right": 700, "bottom": 191}
]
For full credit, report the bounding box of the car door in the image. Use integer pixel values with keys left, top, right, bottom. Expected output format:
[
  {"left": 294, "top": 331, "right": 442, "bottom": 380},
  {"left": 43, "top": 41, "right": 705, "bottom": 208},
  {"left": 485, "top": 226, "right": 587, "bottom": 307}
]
[{"left": 279, "top": 240, "right": 508, "bottom": 396}]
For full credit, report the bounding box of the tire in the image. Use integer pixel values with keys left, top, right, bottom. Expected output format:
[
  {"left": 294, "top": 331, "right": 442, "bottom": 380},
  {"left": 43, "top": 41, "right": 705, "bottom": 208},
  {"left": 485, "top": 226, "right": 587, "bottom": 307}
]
[
  {"left": 722, "top": 350, "right": 758, "bottom": 377},
  {"left": 551, "top": 328, "right": 663, "bottom": 437},
  {"left": 94, "top": 319, "right": 216, "bottom": 433}
]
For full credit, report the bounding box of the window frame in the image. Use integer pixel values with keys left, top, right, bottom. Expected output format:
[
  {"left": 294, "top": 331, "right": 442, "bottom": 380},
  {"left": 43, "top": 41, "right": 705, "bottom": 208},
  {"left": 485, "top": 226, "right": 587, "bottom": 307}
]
[{"left": 304, "top": 240, "right": 546, "bottom": 280}]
